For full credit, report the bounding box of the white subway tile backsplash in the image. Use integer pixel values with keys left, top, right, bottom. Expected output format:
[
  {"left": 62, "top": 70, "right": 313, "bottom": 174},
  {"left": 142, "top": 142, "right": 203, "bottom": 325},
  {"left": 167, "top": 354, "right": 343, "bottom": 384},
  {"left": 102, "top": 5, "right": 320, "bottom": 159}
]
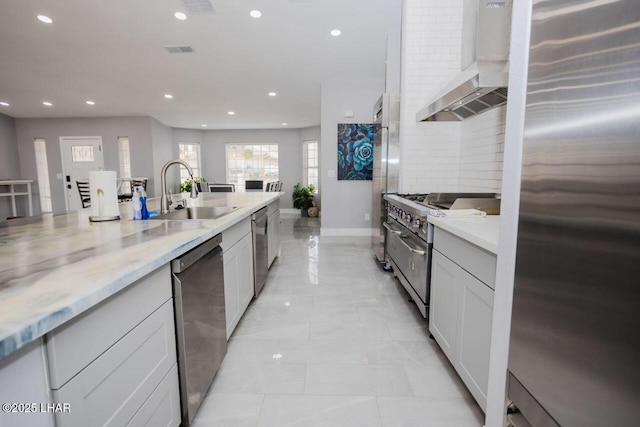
[{"left": 401, "top": 0, "right": 505, "bottom": 194}]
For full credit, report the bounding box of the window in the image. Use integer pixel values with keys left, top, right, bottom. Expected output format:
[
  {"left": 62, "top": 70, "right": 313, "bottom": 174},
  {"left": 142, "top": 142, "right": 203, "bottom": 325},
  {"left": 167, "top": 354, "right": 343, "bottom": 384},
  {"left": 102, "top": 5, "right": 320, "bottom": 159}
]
[
  {"left": 225, "top": 143, "right": 279, "bottom": 192},
  {"left": 70, "top": 145, "right": 94, "bottom": 162},
  {"left": 178, "top": 143, "right": 201, "bottom": 182},
  {"left": 118, "top": 137, "right": 132, "bottom": 193},
  {"left": 303, "top": 140, "right": 318, "bottom": 192},
  {"left": 34, "top": 138, "right": 52, "bottom": 212}
]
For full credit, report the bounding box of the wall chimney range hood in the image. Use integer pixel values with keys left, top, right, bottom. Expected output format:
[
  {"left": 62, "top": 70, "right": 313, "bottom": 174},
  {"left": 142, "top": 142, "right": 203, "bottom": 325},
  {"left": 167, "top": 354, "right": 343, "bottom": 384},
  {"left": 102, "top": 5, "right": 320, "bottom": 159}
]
[{"left": 417, "top": 1, "right": 512, "bottom": 122}]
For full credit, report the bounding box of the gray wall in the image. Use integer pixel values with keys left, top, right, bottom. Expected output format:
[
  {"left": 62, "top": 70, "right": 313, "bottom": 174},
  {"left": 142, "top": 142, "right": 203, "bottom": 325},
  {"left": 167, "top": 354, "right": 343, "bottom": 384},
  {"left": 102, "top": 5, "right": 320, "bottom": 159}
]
[
  {"left": 203, "top": 128, "right": 305, "bottom": 210},
  {"left": 15, "top": 117, "right": 154, "bottom": 213},
  {"left": 150, "top": 119, "right": 179, "bottom": 196},
  {"left": 0, "top": 113, "right": 20, "bottom": 220},
  {"left": 8, "top": 116, "right": 316, "bottom": 214},
  {"left": 320, "top": 77, "right": 384, "bottom": 233}
]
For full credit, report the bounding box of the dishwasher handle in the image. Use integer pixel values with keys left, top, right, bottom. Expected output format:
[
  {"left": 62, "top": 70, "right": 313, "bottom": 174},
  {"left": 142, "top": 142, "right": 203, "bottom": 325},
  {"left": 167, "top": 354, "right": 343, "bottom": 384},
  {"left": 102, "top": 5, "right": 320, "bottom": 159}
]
[{"left": 171, "top": 234, "right": 222, "bottom": 273}]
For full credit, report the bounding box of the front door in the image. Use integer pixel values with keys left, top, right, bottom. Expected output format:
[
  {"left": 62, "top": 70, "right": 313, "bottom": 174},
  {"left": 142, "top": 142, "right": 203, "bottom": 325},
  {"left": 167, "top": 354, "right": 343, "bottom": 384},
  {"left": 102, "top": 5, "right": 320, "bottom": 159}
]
[{"left": 60, "top": 137, "right": 104, "bottom": 211}]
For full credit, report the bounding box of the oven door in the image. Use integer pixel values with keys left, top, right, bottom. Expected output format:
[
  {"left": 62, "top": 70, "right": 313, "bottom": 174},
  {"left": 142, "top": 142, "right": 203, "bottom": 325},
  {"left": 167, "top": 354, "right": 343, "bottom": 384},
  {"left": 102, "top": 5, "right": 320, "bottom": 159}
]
[
  {"left": 397, "top": 231, "right": 430, "bottom": 303},
  {"left": 384, "top": 219, "right": 404, "bottom": 267}
]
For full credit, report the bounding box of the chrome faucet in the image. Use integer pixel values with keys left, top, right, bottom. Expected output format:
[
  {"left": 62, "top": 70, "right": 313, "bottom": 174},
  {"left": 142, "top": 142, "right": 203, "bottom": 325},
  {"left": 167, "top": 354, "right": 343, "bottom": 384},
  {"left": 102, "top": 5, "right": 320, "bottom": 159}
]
[{"left": 160, "top": 160, "right": 199, "bottom": 214}]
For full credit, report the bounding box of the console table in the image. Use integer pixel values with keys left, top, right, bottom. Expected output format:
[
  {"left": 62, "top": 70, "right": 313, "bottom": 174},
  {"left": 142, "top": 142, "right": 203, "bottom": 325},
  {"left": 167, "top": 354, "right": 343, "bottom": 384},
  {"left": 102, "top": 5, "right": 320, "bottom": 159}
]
[{"left": 0, "top": 180, "right": 34, "bottom": 218}]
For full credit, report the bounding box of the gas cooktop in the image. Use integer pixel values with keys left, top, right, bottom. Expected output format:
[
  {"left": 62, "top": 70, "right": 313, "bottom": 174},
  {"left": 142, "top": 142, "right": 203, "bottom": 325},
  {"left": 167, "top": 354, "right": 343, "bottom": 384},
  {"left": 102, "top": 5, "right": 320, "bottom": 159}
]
[{"left": 388, "top": 193, "right": 501, "bottom": 217}]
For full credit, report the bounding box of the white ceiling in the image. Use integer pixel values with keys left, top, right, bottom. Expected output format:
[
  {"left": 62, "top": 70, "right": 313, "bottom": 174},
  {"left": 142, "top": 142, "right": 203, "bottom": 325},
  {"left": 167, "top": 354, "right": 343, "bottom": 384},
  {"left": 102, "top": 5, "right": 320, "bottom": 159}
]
[{"left": 0, "top": 0, "right": 402, "bottom": 130}]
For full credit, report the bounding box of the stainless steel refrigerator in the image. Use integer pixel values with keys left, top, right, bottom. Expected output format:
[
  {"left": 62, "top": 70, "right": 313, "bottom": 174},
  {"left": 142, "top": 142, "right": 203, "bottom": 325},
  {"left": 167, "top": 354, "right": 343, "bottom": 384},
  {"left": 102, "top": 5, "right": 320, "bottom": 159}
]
[
  {"left": 507, "top": 1, "right": 640, "bottom": 426},
  {"left": 372, "top": 93, "right": 400, "bottom": 268}
]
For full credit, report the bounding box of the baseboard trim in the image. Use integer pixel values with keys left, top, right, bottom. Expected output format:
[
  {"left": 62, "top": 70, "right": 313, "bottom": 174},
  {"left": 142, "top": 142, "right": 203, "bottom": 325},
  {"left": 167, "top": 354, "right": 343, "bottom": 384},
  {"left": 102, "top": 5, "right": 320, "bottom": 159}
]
[
  {"left": 280, "top": 209, "right": 300, "bottom": 215},
  {"left": 320, "top": 228, "right": 374, "bottom": 237}
]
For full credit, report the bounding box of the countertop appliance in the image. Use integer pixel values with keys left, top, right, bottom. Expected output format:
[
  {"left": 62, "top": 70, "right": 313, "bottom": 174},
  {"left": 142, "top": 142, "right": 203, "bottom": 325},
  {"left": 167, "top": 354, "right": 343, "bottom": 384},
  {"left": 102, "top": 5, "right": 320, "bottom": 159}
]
[
  {"left": 252, "top": 207, "right": 268, "bottom": 296},
  {"left": 384, "top": 193, "right": 499, "bottom": 317},
  {"left": 171, "top": 234, "right": 226, "bottom": 425},
  {"left": 417, "top": 0, "right": 512, "bottom": 122},
  {"left": 372, "top": 93, "right": 400, "bottom": 268},
  {"left": 507, "top": 1, "right": 640, "bottom": 425}
]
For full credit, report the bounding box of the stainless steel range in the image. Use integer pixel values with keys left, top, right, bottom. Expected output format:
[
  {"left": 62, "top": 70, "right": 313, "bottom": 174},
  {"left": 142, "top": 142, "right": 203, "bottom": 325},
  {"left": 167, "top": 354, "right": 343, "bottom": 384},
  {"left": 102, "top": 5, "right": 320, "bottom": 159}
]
[{"left": 383, "top": 193, "right": 499, "bottom": 317}]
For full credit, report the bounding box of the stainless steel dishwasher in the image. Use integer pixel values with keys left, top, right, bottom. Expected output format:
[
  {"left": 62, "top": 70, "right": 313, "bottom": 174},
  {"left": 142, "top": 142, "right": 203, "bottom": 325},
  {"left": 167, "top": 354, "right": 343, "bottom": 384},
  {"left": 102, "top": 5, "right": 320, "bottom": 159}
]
[
  {"left": 171, "top": 234, "right": 226, "bottom": 426},
  {"left": 252, "top": 207, "right": 268, "bottom": 296}
]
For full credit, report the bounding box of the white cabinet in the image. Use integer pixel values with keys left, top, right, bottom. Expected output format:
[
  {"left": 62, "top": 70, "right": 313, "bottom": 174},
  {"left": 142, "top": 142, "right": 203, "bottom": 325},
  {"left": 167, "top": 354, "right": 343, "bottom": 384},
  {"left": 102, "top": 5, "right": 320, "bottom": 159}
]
[
  {"left": 267, "top": 205, "right": 280, "bottom": 268},
  {"left": 45, "top": 264, "right": 180, "bottom": 427},
  {"left": 221, "top": 217, "right": 254, "bottom": 339},
  {"left": 456, "top": 267, "right": 493, "bottom": 410},
  {"left": 430, "top": 228, "right": 496, "bottom": 412},
  {"left": 430, "top": 250, "right": 461, "bottom": 362},
  {"left": 0, "top": 339, "right": 55, "bottom": 427}
]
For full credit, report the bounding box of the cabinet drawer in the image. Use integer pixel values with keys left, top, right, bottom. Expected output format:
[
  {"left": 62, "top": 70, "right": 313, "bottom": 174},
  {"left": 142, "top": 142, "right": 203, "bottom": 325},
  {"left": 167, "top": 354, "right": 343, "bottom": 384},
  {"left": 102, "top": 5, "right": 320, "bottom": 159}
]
[
  {"left": 434, "top": 228, "right": 496, "bottom": 288},
  {"left": 127, "top": 365, "right": 180, "bottom": 427},
  {"left": 47, "top": 265, "right": 171, "bottom": 389},
  {"left": 53, "top": 300, "right": 177, "bottom": 427},
  {"left": 221, "top": 217, "right": 251, "bottom": 252}
]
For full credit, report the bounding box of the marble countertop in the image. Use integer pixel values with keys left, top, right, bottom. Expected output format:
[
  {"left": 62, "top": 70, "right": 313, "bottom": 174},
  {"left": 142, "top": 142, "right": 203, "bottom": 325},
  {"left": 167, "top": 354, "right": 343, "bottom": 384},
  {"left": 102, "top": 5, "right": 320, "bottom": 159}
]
[
  {"left": 0, "top": 192, "right": 282, "bottom": 359},
  {"left": 428, "top": 215, "right": 500, "bottom": 254}
]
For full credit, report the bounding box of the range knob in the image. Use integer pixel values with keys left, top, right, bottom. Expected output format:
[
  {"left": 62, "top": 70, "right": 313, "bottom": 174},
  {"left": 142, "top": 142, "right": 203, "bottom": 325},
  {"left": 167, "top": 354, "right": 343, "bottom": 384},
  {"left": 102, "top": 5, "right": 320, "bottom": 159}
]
[
  {"left": 415, "top": 219, "right": 421, "bottom": 228},
  {"left": 407, "top": 214, "right": 412, "bottom": 223}
]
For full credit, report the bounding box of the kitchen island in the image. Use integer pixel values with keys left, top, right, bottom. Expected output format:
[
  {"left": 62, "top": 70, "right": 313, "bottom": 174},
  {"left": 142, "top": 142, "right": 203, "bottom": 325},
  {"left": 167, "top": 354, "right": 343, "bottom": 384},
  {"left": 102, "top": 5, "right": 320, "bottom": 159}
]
[
  {"left": 0, "top": 192, "right": 281, "bottom": 427},
  {"left": 0, "top": 192, "right": 281, "bottom": 359}
]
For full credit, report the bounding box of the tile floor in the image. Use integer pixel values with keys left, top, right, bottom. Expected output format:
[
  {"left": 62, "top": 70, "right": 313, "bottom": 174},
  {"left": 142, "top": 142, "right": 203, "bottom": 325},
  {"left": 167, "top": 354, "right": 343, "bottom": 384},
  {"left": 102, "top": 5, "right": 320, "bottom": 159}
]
[{"left": 192, "top": 214, "right": 484, "bottom": 427}]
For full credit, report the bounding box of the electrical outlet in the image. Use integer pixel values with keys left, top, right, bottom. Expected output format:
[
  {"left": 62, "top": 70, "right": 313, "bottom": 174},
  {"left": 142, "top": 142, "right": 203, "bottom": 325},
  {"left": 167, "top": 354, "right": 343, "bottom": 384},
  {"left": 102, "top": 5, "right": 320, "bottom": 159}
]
[{"left": 364, "top": 213, "right": 370, "bottom": 221}]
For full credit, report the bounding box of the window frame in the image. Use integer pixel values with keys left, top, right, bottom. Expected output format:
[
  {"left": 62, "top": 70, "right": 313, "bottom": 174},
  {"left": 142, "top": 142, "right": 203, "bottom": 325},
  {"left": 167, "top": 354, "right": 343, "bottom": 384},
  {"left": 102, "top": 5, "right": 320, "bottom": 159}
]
[
  {"left": 178, "top": 142, "right": 202, "bottom": 183},
  {"left": 34, "top": 138, "right": 53, "bottom": 213},
  {"left": 225, "top": 143, "right": 279, "bottom": 192},
  {"left": 303, "top": 140, "right": 319, "bottom": 193}
]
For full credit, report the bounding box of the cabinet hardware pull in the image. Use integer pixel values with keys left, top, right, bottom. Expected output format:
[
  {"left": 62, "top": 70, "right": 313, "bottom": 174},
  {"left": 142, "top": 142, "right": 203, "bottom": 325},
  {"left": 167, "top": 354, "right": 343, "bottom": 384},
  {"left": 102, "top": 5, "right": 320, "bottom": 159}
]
[
  {"left": 383, "top": 222, "right": 402, "bottom": 234},
  {"left": 399, "top": 237, "right": 426, "bottom": 256}
]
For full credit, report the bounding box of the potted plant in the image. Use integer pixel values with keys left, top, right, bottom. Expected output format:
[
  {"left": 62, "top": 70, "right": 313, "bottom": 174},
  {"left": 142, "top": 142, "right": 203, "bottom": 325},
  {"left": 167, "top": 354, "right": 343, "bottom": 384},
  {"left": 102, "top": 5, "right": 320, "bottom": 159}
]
[
  {"left": 292, "top": 182, "right": 316, "bottom": 216},
  {"left": 180, "top": 177, "right": 207, "bottom": 193}
]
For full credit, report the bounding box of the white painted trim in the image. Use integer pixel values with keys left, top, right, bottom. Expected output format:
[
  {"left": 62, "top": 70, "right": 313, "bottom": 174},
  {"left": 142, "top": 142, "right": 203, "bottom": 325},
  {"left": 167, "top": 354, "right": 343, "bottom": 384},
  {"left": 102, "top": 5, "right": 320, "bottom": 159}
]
[
  {"left": 484, "top": 2, "right": 532, "bottom": 426},
  {"left": 320, "top": 228, "right": 374, "bottom": 237},
  {"left": 279, "top": 209, "right": 300, "bottom": 215}
]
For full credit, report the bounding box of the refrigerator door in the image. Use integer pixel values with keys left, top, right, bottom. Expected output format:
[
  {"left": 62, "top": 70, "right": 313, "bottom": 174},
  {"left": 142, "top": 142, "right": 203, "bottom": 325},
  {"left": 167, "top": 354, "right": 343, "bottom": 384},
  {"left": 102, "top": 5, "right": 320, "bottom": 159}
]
[
  {"left": 386, "top": 103, "right": 400, "bottom": 194},
  {"left": 372, "top": 125, "right": 389, "bottom": 263},
  {"left": 508, "top": 1, "right": 640, "bottom": 426}
]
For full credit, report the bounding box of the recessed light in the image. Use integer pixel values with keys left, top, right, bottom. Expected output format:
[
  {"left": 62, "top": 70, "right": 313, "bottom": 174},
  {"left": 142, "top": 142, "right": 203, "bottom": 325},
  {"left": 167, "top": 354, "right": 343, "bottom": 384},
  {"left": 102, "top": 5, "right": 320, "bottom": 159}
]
[
  {"left": 201, "top": 124, "right": 207, "bottom": 127},
  {"left": 43, "top": 101, "right": 52, "bottom": 106},
  {"left": 0, "top": 102, "right": 9, "bottom": 107},
  {"left": 330, "top": 29, "right": 341, "bottom": 37},
  {"left": 268, "top": 92, "right": 277, "bottom": 97},
  {"left": 37, "top": 15, "right": 53, "bottom": 24},
  {"left": 249, "top": 10, "right": 262, "bottom": 18},
  {"left": 228, "top": 111, "right": 235, "bottom": 115},
  {"left": 86, "top": 100, "right": 95, "bottom": 105},
  {"left": 174, "top": 12, "right": 187, "bottom": 20},
  {"left": 164, "top": 94, "right": 173, "bottom": 99},
  {"left": 281, "top": 122, "right": 288, "bottom": 126}
]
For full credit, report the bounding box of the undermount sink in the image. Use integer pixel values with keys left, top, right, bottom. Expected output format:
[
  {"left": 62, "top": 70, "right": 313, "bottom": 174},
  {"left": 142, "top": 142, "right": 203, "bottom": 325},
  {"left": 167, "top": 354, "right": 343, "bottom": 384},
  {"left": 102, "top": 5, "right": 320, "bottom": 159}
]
[{"left": 151, "top": 206, "right": 238, "bottom": 220}]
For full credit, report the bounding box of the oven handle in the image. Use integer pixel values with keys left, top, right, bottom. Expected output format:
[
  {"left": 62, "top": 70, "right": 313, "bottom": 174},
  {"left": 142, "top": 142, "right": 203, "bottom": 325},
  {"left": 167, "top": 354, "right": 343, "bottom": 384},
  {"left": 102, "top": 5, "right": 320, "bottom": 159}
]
[
  {"left": 399, "top": 236, "right": 427, "bottom": 256},
  {"left": 383, "top": 222, "right": 402, "bottom": 234}
]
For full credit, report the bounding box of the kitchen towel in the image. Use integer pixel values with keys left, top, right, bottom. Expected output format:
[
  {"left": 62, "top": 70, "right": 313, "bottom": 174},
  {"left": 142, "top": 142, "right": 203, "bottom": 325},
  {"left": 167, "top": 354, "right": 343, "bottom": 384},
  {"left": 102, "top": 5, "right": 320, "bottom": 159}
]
[
  {"left": 428, "top": 208, "right": 487, "bottom": 218},
  {"left": 89, "top": 170, "right": 120, "bottom": 221}
]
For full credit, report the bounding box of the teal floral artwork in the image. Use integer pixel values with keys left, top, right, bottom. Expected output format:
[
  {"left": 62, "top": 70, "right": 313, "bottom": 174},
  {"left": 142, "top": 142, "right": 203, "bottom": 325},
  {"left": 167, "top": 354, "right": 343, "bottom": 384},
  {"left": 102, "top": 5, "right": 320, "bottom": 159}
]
[{"left": 337, "top": 123, "right": 374, "bottom": 180}]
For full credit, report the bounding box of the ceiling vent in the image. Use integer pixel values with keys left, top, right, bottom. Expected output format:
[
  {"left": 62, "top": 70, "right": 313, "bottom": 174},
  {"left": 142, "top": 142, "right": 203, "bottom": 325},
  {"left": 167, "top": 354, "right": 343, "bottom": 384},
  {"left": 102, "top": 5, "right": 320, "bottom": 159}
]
[
  {"left": 181, "top": 0, "right": 216, "bottom": 14},
  {"left": 165, "top": 45, "right": 195, "bottom": 53}
]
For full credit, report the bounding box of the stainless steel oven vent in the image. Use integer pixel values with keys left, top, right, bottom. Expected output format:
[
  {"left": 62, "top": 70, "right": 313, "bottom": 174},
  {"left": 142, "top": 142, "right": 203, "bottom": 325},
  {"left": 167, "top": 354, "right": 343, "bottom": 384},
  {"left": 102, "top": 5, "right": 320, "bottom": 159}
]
[{"left": 417, "top": 1, "right": 512, "bottom": 122}]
